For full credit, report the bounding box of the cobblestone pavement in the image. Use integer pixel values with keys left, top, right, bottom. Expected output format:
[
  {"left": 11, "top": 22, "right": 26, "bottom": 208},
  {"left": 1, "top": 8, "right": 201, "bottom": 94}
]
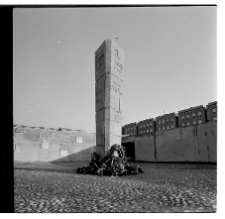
[{"left": 14, "top": 162, "right": 217, "bottom": 213}]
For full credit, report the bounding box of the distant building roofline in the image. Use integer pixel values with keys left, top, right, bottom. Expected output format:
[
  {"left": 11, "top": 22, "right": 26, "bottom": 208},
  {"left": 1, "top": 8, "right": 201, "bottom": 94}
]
[
  {"left": 178, "top": 105, "right": 205, "bottom": 114},
  {"left": 124, "top": 122, "right": 137, "bottom": 127},
  {"left": 206, "top": 101, "right": 217, "bottom": 107},
  {"left": 156, "top": 112, "right": 177, "bottom": 119},
  {"left": 137, "top": 118, "right": 155, "bottom": 124}
]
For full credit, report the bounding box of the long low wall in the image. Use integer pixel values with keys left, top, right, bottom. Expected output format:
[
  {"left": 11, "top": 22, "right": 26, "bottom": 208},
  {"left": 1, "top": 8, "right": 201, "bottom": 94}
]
[
  {"left": 14, "top": 129, "right": 96, "bottom": 162},
  {"left": 122, "top": 122, "right": 217, "bottom": 163},
  {"left": 14, "top": 122, "right": 217, "bottom": 163}
]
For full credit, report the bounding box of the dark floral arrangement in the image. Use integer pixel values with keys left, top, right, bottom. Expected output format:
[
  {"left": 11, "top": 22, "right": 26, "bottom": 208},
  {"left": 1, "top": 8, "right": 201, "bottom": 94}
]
[{"left": 77, "top": 144, "right": 144, "bottom": 176}]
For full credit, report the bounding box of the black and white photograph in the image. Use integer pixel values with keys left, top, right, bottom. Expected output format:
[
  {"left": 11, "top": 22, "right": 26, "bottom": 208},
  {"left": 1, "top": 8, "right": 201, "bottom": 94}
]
[{"left": 11, "top": 4, "right": 219, "bottom": 213}]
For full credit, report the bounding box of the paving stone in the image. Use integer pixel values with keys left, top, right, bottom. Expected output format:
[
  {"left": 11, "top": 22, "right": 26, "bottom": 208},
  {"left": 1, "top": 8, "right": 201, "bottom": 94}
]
[{"left": 14, "top": 162, "right": 216, "bottom": 213}]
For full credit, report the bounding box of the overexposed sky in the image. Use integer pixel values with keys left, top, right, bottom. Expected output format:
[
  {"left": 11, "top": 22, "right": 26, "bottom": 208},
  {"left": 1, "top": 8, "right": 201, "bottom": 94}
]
[{"left": 13, "top": 6, "right": 217, "bottom": 132}]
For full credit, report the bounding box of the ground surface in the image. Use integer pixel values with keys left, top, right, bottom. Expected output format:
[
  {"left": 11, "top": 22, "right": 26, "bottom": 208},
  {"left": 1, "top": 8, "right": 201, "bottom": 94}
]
[{"left": 14, "top": 161, "right": 217, "bottom": 213}]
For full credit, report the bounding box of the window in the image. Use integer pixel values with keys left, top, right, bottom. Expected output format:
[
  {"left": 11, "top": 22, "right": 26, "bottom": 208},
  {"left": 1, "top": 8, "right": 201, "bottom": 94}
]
[
  {"left": 213, "top": 117, "right": 217, "bottom": 122},
  {"left": 158, "top": 121, "right": 161, "bottom": 124},
  {"left": 167, "top": 126, "right": 169, "bottom": 129},
  {"left": 186, "top": 114, "right": 190, "bottom": 118},
  {"left": 198, "top": 112, "right": 202, "bottom": 116},
  {"left": 60, "top": 149, "right": 68, "bottom": 157},
  {"left": 159, "top": 127, "right": 161, "bottom": 131},
  {"left": 150, "top": 129, "right": 153, "bottom": 132},
  {"left": 146, "top": 129, "right": 149, "bottom": 133},
  {"left": 198, "top": 120, "right": 202, "bottom": 124},
  {"left": 140, "top": 125, "right": 142, "bottom": 128},
  {"left": 171, "top": 125, "right": 174, "bottom": 128},
  {"left": 42, "top": 140, "right": 49, "bottom": 149},
  {"left": 146, "top": 123, "right": 149, "bottom": 127},
  {"left": 187, "top": 122, "right": 190, "bottom": 126},
  {"left": 140, "top": 131, "right": 142, "bottom": 134},
  {"left": 76, "top": 136, "right": 83, "bottom": 143},
  {"left": 150, "top": 122, "right": 152, "bottom": 126},
  {"left": 162, "top": 127, "right": 165, "bottom": 130},
  {"left": 193, "top": 121, "right": 196, "bottom": 125},
  {"left": 182, "top": 123, "right": 185, "bottom": 127},
  {"left": 212, "top": 108, "right": 216, "bottom": 113},
  {"left": 162, "top": 120, "right": 165, "bottom": 124},
  {"left": 143, "top": 130, "right": 145, "bottom": 133},
  {"left": 171, "top": 118, "right": 174, "bottom": 122},
  {"left": 143, "top": 124, "right": 145, "bottom": 128},
  {"left": 181, "top": 115, "right": 185, "bottom": 119},
  {"left": 166, "top": 118, "right": 169, "bottom": 122},
  {"left": 192, "top": 113, "right": 196, "bottom": 117}
]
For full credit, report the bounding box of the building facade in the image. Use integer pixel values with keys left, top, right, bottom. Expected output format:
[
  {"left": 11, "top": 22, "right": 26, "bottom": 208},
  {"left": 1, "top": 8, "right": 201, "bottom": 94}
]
[
  {"left": 156, "top": 113, "right": 178, "bottom": 131},
  {"left": 124, "top": 123, "right": 137, "bottom": 136},
  {"left": 137, "top": 118, "right": 155, "bottom": 134},
  {"left": 206, "top": 101, "right": 217, "bottom": 122},
  {"left": 178, "top": 105, "right": 207, "bottom": 127}
]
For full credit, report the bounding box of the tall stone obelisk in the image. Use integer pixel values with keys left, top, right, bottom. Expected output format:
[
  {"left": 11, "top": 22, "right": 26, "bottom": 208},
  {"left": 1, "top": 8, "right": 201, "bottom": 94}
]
[{"left": 95, "top": 39, "right": 125, "bottom": 158}]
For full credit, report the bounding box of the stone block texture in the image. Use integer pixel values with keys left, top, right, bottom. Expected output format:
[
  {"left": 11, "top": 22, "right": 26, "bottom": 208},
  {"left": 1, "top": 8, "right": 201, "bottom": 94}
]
[{"left": 95, "top": 39, "right": 125, "bottom": 157}]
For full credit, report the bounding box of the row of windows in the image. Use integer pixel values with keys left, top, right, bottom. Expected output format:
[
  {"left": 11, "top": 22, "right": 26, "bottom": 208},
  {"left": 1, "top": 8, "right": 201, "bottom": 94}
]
[
  {"left": 139, "top": 129, "right": 154, "bottom": 134},
  {"left": 158, "top": 118, "right": 174, "bottom": 124},
  {"left": 139, "top": 122, "right": 153, "bottom": 128},
  {"left": 125, "top": 126, "right": 136, "bottom": 131},
  {"left": 158, "top": 125, "right": 174, "bottom": 131},
  {"left": 182, "top": 120, "right": 202, "bottom": 126},
  {"left": 132, "top": 110, "right": 216, "bottom": 129},
  {"left": 125, "top": 132, "right": 136, "bottom": 135},
  {"left": 124, "top": 117, "right": 217, "bottom": 135},
  {"left": 181, "top": 111, "right": 202, "bottom": 119},
  {"left": 181, "top": 108, "right": 216, "bottom": 120}
]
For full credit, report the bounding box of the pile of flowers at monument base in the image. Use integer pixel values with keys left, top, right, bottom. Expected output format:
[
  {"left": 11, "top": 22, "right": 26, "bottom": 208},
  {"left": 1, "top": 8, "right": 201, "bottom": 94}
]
[{"left": 76, "top": 144, "right": 144, "bottom": 176}]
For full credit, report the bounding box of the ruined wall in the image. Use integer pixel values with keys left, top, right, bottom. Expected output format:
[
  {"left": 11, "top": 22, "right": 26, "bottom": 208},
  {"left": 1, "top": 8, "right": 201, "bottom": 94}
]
[
  {"left": 122, "top": 122, "right": 217, "bottom": 163},
  {"left": 14, "top": 129, "right": 96, "bottom": 162},
  {"left": 95, "top": 39, "right": 125, "bottom": 157}
]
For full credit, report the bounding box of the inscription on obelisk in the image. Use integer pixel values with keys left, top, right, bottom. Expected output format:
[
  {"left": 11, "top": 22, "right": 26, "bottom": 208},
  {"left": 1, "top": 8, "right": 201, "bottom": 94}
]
[{"left": 95, "top": 39, "right": 125, "bottom": 158}]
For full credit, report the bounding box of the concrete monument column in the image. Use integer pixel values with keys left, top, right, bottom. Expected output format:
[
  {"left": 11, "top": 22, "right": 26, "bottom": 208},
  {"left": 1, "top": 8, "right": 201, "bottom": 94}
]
[{"left": 95, "top": 39, "right": 125, "bottom": 158}]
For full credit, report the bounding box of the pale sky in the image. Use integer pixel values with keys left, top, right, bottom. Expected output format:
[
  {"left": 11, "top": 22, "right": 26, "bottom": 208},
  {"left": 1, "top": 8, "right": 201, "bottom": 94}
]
[{"left": 13, "top": 6, "right": 217, "bottom": 133}]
